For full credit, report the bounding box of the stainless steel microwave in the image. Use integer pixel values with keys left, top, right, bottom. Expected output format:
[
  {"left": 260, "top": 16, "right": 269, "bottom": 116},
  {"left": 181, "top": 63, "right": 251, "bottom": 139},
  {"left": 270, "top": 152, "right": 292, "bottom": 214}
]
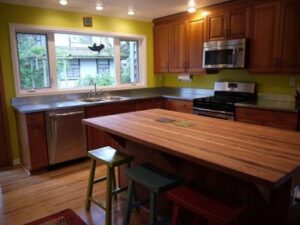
[{"left": 203, "top": 38, "right": 247, "bottom": 69}]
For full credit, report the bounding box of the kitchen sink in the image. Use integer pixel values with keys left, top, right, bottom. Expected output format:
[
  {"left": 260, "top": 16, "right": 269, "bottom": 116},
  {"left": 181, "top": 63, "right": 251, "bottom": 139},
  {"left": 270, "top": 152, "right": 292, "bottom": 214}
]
[{"left": 80, "top": 96, "right": 128, "bottom": 102}]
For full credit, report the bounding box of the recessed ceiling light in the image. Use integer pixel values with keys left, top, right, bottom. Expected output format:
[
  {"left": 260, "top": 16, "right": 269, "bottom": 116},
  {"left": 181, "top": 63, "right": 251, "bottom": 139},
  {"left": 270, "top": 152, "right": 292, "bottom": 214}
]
[
  {"left": 59, "top": 0, "right": 68, "bottom": 6},
  {"left": 96, "top": 5, "right": 104, "bottom": 11},
  {"left": 187, "top": 7, "right": 196, "bottom": 13},
  {"left": 128, "top": 10, "right": 135, "bottom": 15}
]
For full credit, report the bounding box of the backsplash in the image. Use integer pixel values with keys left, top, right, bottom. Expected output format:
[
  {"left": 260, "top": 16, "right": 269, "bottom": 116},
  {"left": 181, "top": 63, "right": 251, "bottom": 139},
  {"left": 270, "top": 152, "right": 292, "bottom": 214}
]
[{"left": 162, "top": 69, "right": 300, "bottom": 95}]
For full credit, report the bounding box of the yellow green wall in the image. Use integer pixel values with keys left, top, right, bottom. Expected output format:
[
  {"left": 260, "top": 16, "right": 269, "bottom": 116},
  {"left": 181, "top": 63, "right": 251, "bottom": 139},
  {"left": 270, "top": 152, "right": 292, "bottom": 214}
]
[
  {"left": 162, "top": 70, "right": 300, "bottom": 94},
  {"left": 0, "top": 2, "right": 161, "bottom": 159}
]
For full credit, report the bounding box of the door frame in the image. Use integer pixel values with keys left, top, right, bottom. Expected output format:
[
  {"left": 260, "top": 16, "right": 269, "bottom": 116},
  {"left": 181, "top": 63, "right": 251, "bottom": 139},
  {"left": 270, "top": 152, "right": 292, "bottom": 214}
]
[{"left": 0, "top": 59, "right": 12, "bottom": 168}]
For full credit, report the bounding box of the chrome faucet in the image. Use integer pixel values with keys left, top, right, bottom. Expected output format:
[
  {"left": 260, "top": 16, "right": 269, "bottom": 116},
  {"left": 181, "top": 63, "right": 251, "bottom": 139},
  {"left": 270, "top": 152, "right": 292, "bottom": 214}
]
[
  {"left": 88, "top": 79, "right": 103, "bottom": 98},
  {"left": 89, "top": 79, "right": 97, "bottom": 97}
]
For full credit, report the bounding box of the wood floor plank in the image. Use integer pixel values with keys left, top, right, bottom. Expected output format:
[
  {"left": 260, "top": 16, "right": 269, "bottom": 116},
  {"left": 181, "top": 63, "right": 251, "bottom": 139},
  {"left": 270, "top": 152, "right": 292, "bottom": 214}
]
[{"left": 0, "top": 161, "right": 148, "bottom": 225}]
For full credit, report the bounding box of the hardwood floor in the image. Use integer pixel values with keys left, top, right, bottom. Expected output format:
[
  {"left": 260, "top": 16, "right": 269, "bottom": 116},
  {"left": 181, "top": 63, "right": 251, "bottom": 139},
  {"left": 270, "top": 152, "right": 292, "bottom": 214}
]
[{"left": 0, "top": 161, "right": 148, "bottom": 225}]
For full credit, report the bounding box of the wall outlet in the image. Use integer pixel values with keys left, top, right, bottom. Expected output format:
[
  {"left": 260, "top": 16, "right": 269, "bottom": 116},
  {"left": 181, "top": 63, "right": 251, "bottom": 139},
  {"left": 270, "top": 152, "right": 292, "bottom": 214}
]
[{"left": 289, "top": 78, "right": 296, "bottom": 87}]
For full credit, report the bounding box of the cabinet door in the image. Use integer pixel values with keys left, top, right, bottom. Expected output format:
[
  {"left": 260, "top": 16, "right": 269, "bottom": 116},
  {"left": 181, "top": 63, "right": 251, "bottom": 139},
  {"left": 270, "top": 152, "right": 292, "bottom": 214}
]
[
  {"left": 26, "top": 113, "right": 48, "bottom": 171},
  {"left": 187, "top": 19, "right": 205, "bottom": 73},
  {"left": 249, "top": 1, "right": 281, "bottom": 73},
  {"left": 279, "top": 0, "right": 300, "bottom": 73},
  {"left": 235, "top": 107, "right": 298, "bottom": 130},
  {"left": 207, "top": 14, "right": 226, "bottom": 41},
  {"left": 154, "top": 25, "right": 169, "bottom": 73},
  {"left": 227, "top": 8, "right": 249, "bottom": 39},
  {"left": 169, "top": 22, "right": 188, "bottom": 72}
]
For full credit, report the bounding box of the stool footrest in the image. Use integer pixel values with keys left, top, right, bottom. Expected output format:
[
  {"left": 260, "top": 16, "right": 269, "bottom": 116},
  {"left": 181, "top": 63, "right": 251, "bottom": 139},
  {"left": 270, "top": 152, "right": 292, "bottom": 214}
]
[
  {"left": 93, "top": 176, "right": 107, "bottom": 184},
  {"left": 112, "top": 186, "right": 128, "bottom": 196},
  {"left": 90, "top": 198, "right": 106, "bottom": 210}
]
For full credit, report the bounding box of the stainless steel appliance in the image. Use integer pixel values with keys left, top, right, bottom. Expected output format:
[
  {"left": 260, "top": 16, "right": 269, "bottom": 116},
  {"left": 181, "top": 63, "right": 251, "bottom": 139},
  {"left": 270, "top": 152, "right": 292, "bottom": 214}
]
[
  {"left": 193, "top": 82, "right": 256, "bottom": 120},
  {"left": 46, "top": 108, "right": 87, "bottom": 165},
  {"left": 203, "top": 39, "right": 247, "bottom": 69}
]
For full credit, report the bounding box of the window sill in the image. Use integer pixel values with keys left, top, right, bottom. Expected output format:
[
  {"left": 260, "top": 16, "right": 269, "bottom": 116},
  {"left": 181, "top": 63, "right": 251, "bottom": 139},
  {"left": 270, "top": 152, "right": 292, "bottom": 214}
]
[{"left": 16, "top": 84, "right": 148, "bottom": 97}]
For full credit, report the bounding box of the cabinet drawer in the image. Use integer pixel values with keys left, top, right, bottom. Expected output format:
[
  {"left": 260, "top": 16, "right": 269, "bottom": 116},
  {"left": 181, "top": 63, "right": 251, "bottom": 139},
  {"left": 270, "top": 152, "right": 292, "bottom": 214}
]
[
  {"left": 164, "top": 99, "right": 193, "bottom": 113},
  {"left": 236, "top": 107, "right": 298, "bottom": 130}
]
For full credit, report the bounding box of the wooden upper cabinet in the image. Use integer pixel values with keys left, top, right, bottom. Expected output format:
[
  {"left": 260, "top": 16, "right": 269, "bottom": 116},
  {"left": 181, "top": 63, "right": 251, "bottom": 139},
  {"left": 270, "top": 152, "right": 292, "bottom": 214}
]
[
  {"left": 278, "top": 0, "right": 300, "bottom": 73},
  {"left": 207, "top": 8, "right": 249, "bottom": 41},
  {"left": 169, "top": 21, "right": 188, "bottom": 73},
  {"left": 227, "top": 8, "right": 249, "bottom": 39},
  {"left": 207, "top": 14, "right": 226, "bottom": 41},
  {"left": 249, "top": 1, "right": 281, "bottom": 73},
  {"left": 154, "top": 25, "right": 169, "bottom": 73},
  {"left": 187, "top": 19, "right": 205, "bottom": 73}
]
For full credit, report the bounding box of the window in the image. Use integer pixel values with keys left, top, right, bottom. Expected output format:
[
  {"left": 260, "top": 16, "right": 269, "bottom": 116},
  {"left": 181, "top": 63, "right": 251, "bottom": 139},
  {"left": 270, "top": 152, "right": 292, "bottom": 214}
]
[
  {"left": 16, "top": 33, "right": 50, "bottom": 90},
  {"left": 120, "top": 40, "right": 139, "bottom": 84},
  {"left": 10, "top": 25, "right": 147, "bottom": 96},
  {"left": 54, "top": 33, "right": 115, "bottom": 89}
]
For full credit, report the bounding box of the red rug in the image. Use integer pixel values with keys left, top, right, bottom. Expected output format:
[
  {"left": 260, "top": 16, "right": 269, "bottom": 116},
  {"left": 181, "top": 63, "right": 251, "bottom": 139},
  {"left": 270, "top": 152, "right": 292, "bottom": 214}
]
[{"left": 24, "top": 208, "right": 86, "bottom": 225}]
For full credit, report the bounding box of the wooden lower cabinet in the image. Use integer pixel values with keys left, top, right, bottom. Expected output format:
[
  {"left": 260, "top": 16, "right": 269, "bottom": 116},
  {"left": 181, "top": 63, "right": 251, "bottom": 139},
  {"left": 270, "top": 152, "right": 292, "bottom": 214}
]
[
  {"left": 164, "top": 99, "right": 193, "bottom": 113},
  {"left": 235, "top": 106, "right": 298, "bottom": 130},
  {"left": 135, "top": 98, "right": 165, "bottom": 111},
  {"left": 16, "top": 112, "right": 48, "bottom": 173}
]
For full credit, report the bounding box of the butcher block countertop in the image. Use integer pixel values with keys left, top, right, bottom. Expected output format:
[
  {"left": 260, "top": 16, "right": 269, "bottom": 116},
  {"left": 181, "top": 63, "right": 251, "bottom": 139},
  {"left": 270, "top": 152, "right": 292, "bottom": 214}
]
[{"left": 83, "top": 109, "right": 300, "bottom": 188}]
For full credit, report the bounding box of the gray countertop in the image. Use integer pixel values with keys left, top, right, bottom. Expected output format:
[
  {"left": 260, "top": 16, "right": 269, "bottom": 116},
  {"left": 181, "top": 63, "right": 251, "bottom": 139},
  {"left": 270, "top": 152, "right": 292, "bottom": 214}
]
[
  {"left": 11, "top": 87, "right": 213, "bottom": 113},
  {"left": 236, "top": 93, "right": 299, "bottom": 113},
  {"left": 12, "top": 87, "right": 299, "bottom": 114}
]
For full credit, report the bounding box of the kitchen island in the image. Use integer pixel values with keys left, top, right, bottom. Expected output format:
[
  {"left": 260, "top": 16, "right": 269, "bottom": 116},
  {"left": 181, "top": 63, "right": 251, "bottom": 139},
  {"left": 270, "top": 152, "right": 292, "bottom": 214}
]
[{"left": 83, "top": 109, "right": 300, "bottom": 225}]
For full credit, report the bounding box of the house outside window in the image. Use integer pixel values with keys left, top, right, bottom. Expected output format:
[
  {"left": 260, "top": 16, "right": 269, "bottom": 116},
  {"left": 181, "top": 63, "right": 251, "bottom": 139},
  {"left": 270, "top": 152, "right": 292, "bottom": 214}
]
[{"left": 10, "top": 24, "right": 147, "bottom": 96}]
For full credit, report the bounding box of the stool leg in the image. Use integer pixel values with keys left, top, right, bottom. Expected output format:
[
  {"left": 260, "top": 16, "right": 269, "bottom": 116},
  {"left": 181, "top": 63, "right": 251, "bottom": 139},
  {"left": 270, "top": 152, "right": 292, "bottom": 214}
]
[
  {"left": 123, "top": 179, "right": 135, "bottom": 225},
  {"left": 171, "top": 204, "right": 180, "bottom": 225},
  {"left": 85, "top": 159, "right": 96, "bottom": 211},
  {"left": 106, "top": 166, "right": 113, "bottom": 225},
  {"left": 149, "top": 192, "right": 157, "bottom": 225},
  {"left": 112, "top": 166, "right": 117, "bottom": 200}
]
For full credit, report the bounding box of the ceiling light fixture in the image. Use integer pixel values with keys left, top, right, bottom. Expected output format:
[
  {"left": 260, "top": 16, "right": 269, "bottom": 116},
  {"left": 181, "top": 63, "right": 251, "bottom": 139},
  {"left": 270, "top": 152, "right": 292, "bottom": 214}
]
[
  {"left": 59, "top": 0, "right": 68, "bottom": 6},
  {"left": 128, "top": 10, "right": 135, "bottom": 15},
  {"left": 187, "top": 7, "right": 196, "bottom": 13},
  {"left": 96, "top": 5, "right": 104, "bottom": 11}
]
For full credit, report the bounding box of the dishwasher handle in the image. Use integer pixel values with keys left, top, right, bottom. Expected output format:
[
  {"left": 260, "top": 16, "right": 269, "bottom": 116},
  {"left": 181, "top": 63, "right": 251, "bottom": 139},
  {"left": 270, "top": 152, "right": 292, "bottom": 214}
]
[{"left": 49, "top": 111, "right": 84, "bottom": 118}]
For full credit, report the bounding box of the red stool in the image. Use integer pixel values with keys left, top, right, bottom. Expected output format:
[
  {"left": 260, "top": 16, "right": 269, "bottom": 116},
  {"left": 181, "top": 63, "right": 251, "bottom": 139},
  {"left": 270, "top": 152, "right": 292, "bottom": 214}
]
[{"left": 167, "top": 185, "right": 246, "bottom": 225}]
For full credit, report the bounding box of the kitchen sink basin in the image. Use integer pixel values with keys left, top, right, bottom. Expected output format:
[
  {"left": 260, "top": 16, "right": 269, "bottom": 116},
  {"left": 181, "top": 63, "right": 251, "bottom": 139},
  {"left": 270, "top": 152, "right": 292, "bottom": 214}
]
[{"left": 80, "top": 96, "right": 128, "bottom": 102}]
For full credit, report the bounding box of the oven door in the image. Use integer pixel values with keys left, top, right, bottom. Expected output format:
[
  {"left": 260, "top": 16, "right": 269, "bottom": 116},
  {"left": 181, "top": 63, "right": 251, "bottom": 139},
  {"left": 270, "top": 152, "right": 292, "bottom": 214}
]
[{"left": 193, "top": 108, "right": 234, "bottom": 120}]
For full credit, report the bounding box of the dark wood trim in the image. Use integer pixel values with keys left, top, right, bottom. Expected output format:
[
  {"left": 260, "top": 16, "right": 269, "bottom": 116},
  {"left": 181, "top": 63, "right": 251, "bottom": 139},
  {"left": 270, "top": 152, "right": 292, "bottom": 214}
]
[{"left": 0, "top": 59, "right": 12, "bottom": 168}]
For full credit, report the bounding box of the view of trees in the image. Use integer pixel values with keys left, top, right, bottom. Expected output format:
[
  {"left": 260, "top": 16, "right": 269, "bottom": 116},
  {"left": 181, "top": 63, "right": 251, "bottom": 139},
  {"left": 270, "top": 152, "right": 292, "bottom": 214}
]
[{"left": 17, "top": 33, "right": 50, "bottom": 89}]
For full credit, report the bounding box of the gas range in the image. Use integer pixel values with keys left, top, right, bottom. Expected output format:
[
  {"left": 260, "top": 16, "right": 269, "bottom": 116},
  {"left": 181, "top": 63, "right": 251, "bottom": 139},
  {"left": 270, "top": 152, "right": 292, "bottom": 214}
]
[{"left": 193, "top": 82, "right": 257, "bottom": 120}]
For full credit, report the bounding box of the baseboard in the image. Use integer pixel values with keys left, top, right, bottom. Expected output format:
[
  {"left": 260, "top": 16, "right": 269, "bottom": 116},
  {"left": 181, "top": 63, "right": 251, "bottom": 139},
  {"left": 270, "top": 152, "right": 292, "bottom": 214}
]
[{"left": 13, "top": 158, "right": 20, "bottom": 165}]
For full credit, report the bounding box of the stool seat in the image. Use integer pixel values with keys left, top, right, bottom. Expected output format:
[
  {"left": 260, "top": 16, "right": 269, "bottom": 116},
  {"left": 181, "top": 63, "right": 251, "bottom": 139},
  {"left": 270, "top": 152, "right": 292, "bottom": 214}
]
[
  {"left": 123, "top": 163, "right": 182, "bottom": 225},
  {"left": 167, "top": 185, "right": 246, "bottom": 225},
  {"left": 126, "top": 163, "right": 182, "bottom": 193},
  {"left": 88, "top": 146, "right": 134, "bottom": 167}
]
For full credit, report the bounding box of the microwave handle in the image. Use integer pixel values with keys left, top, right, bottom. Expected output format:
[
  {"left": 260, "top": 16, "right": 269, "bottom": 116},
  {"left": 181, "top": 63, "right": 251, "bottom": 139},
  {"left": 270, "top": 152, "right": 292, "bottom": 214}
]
[{"left": 232, "top": 48, "right": 238, "bottom": 66}]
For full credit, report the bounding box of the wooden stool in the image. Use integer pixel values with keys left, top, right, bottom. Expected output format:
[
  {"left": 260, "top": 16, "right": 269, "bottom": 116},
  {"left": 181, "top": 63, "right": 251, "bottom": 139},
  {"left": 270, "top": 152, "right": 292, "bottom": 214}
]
[
  {"left": 123, "top": 163, "right": 182, "bottom": 225},
  {"left": 167, "top": 185, "right": 246, "bottom": 225},
  {"left": 85, "top": 146, "right": 134, "bottom": 225}
]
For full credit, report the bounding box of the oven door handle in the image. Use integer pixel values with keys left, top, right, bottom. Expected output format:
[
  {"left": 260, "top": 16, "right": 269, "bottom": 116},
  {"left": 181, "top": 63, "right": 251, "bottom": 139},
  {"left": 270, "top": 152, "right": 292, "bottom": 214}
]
[{"left": 193, "top": 107, "right": 234, "bottom": 115}]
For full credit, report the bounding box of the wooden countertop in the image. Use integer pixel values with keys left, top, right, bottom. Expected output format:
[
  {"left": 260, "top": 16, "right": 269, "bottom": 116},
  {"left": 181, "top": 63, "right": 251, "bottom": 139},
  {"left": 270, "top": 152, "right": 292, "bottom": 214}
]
[{"left": 83, "top": 109, "right": 300, "bottom": 188}]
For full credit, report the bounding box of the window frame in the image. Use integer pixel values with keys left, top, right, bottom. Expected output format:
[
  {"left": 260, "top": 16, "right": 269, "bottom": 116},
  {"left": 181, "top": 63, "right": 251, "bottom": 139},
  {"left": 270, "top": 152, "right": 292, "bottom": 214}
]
[{"left": 10, "top": 24, "right": 147, "bottom": 97}]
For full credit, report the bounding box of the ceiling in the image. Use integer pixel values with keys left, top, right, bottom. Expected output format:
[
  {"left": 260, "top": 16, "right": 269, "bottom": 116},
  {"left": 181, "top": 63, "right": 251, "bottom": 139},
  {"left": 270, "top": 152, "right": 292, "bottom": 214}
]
[{"left": 0, "top": 0, "right": 230, "bottom": 21}]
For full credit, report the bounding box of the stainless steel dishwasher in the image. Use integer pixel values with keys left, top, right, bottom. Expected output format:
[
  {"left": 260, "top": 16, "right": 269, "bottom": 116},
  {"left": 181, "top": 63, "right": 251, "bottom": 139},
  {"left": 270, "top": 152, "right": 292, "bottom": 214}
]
[{"left": 45, "top": 107, "right": 87, "bottom": 165}]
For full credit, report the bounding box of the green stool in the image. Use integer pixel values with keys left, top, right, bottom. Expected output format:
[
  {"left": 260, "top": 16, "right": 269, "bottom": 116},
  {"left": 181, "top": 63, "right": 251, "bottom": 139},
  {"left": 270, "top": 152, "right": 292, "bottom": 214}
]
[
  {"left": 85, "top": 146, "right": 134, "bottom": 225},
  {"left": 123, "top": 163, "right": 182, "bottom": 225}
]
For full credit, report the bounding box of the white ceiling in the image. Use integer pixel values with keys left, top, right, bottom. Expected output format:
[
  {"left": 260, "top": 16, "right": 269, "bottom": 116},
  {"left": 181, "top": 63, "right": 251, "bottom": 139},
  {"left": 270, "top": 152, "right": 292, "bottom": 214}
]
[{"left": 0, "top": 0, "right": 230, "bottom": 21}]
